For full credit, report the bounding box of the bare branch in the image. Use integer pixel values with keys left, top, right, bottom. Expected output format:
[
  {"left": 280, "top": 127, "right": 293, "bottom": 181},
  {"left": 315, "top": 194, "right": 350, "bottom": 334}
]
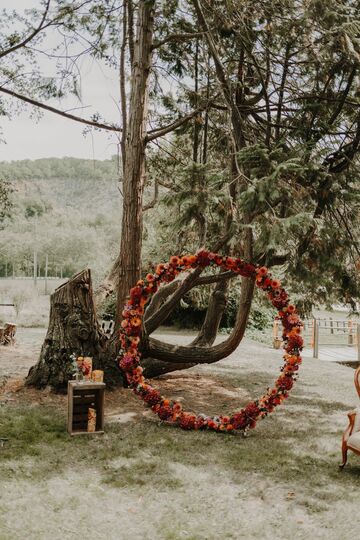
[
  {"left": 0, "top": 0, "right": 51, "bottom": 59},
  {"left": 143, "top": 178, "right": 159, "bottom": 211},
  {"left": 0, "top": 86, "right": 122, "bottom": 132},
  {"left": 144, "top": 267, "right": 204, "bottom": 334}
]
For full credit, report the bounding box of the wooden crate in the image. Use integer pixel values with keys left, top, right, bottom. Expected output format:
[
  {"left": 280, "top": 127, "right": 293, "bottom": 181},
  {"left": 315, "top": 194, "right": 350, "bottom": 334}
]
[{"left": 67, "top": 381, "right": 105, "bottom": 436}]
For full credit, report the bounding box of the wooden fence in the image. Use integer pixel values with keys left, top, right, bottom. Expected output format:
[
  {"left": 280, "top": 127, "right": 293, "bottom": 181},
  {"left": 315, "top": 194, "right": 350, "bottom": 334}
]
[{"left": 273, "top": 317, "right": 360, "bottom": 361}]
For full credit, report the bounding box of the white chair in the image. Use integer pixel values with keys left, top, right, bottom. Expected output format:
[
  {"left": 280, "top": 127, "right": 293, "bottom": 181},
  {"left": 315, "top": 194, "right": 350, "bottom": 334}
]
[{"left": 340, "top": 367, "right": 360, "bottom": 468}]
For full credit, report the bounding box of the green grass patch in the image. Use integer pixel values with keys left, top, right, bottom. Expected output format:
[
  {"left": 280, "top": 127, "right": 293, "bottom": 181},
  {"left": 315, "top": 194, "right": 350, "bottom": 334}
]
[{"left": 1, "top": 393, "right": 360, "bottom": 516}]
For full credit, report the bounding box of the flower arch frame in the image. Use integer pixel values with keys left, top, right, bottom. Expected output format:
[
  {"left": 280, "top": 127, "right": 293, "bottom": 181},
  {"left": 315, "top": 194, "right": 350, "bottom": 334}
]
[{"left": 119, "top": 250, "right": 303, "bottom": 433}]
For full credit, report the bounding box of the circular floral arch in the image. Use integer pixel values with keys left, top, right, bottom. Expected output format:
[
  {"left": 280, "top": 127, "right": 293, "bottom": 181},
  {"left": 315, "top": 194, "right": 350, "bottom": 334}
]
[{"left": 119, "top": 250, "right": 303, "bottom": 433}]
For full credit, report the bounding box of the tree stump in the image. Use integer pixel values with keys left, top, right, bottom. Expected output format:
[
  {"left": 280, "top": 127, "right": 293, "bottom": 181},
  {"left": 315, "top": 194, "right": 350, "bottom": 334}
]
[{"left": 26, "top": 269, "right": 109, "bottom": 390}]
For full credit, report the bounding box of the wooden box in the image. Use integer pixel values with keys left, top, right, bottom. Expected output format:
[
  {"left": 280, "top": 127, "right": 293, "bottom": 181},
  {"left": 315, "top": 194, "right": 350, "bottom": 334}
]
[{"left": 67, "top": 381, "right": 105, "bottom": 436}]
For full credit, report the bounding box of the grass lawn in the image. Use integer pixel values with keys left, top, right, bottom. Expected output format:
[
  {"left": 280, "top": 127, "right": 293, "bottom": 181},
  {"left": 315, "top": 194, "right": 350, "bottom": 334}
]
[{"left": 1, "top": 334, "right": 360, "bottom": 539}]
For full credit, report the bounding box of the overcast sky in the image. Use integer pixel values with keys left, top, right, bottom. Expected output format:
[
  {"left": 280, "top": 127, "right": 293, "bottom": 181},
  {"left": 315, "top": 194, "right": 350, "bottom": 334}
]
[{"left": 1, "top": 1, "right": 121, "bottom": 162}]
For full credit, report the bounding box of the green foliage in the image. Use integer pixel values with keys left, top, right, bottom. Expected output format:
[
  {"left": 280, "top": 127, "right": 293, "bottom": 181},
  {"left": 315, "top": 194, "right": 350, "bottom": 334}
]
[{"left": 0, "top": 177, "right": 12, "bottom": 224}]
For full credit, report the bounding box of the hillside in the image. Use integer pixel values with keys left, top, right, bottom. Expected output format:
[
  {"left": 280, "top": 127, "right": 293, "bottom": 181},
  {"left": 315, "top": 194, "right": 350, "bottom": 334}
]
[
  {"left": 0, "top": 157, "right": 120, "bottom": 214},
  {"left": 0, "top": 157, "right": 122, "bottom": 280}
]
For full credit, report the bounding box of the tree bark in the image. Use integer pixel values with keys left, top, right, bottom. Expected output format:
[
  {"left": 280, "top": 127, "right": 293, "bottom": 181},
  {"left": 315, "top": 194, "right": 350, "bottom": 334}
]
[
  {"left": 143, "top": 276, "right": 255, "bottom": 365},
  {"left": 26, "top": 270, "right": 115, "bottom": 390},
  {"left": 190, "top": 276, "right": 229, "bottom": 347},
  {"left": 114, "top": 0, "right": 155, "bottom": 326}
]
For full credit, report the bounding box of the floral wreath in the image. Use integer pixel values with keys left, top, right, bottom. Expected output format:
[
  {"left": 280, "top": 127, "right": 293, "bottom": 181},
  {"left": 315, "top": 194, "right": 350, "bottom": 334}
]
[{"left": 118, "top": 250, "right": 303, "bottom": 434}]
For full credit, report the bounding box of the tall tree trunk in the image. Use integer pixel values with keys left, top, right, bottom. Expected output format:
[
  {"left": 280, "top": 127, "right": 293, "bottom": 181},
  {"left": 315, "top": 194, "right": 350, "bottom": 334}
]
[{"left": 115, "top": 0, "right": 155, "bottom": 325}]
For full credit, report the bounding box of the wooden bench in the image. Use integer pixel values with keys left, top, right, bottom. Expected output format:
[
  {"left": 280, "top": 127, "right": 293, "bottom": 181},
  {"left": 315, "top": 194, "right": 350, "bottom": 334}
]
[{"left": 0, "top": 323, "right": 17, "bottom": 346}]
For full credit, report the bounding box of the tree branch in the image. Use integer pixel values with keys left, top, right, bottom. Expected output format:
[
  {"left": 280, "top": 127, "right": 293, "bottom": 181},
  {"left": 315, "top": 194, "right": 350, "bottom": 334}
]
[
  {"left": 191, "top": 0, "right": 245, "bottom": 148},
  {"left": 144, "top": 277, "right": 255, "bottom": 364},
  {"left": 144, "top": 266, "right": 204, "bottom": 335},
  {"left": 143, "top": 178, "right": 159, "bottom": 211},
  {"left": 0, "top": 86, "right": 122, "bottom": 132},
  {"left": 0, "top": 0, "right": 51, "bottom": 59},
  {"left": 152, "top": 32, "right": 204, "bottom": 50},
  {"left": 146, "top": 106, "right": 206, "bottom": 142}
]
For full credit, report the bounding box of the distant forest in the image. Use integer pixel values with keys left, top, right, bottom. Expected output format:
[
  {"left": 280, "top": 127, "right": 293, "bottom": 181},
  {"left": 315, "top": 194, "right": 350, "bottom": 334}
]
[{"left": 0, "top": 157, "right": 121, "bottom": 281}]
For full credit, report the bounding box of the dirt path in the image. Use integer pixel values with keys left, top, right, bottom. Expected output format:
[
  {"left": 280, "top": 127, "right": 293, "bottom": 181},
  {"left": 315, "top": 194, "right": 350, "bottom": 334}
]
[{"left": 0, "top": 327, "right": 46, "bottom": 382}]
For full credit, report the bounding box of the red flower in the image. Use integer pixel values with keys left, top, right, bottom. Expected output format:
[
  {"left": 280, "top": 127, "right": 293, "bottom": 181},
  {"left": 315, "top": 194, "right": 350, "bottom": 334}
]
[
  {"left": 119, "top": 353, "right": 140, "bottom": 371},
  {"left": 276, "top": 376, "right": 294, "bottom": 391},
  {"left": 120, "top": 250, "right": 302, "bottom": 435},
  {"left": 285, "top": 334, "right": 303, "bottom": 352},
  {"left": 143, "top": 389, "right": 162, "bottom": 406},
  {"left": 130, "top": 286, "right": 142, "bottom": 301},
  {"left": 157, "top": 405, "right": 173, "bottom": 421},
  {"left": 179, "top": 413, "right": 196, "bottom": 430},
  {"left": 196, "top": 250, "right": 211, "bottom": 266},
  {"left": 231, "top": 413, "right": 248, "bottom": 430},
  {"left": 244, "top": 402, "right": 260, "bottom": 419}
]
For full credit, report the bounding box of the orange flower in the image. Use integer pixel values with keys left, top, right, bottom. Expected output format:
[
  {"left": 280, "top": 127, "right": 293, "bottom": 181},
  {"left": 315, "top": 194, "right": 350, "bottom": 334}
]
[
  {"left": 146, "top": 273, "right": 156, "bottom": 282},
  {"left": 170, "top": 256, "right": 180, "bottom": 265},
  {"left": 188, "top": 255, "right": 197, "bottom": 264},
  {"left": 287, "top": 304, "right": 296, "bottom": 313},
  {"left": 131, "top": 317, "right": 142, "bottom": 327},
  {"left": 130, "top": 336, "right": 140, "bottom": 345},
  {"left": 257, "top": 266, "right": 268, "bottom": 276},
  {"left": 137, "top": 279, "right": 144, "bottom": 286},
  {"left": 173, "top": 402, "right": 182, "bottom": 413},
  {"left": 162, "top": 399, "right": 170, "bottom": 407},
  {"left": 226, "top": 424, "right": 234, "bottom": 431},
  {"left": 271, "top": 279, "right": 281, "bottom": 289},
  {"left": 156, "top": 263, "right": 166, "bottom": 275}
]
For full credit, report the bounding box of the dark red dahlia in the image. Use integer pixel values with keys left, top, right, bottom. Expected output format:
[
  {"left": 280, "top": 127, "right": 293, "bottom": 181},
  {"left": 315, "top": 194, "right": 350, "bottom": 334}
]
[
  {"left": 119, "top": 354, "right": 140, "bottom": 371},
  {"left": 230, "top": 412, "right": 248, "bottom": 430},
  {"left": 179, "top": 414, "right": 196, "bottom": 430},
  {"left": 157, "top": 406, "right": 173, "bottom": 421},
  {"left": 276, "top": 375, "right": 294, "bottom": 391},
  {"left": 285, "top": 334, "right": 303, "bottom": 352},
  {"left": 130, "top": 286, "right": 142, "bottom": 301},
  {"left": 143, "top": 389, "right": 162, "bottom": 406},
  {"left": 244, "top": 402, "right": 260, "bottom": 419},
  {"left": 196, "top": 249, "right": 211, "bottom": 266}
]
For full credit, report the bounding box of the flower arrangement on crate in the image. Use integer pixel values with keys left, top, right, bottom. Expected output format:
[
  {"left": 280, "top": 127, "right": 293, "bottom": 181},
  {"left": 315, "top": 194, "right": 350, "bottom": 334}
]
[
  {"left": 118, "top": 250, "right": 303, "bottom": 435},
  {"left": 70, "top": 354, "right": 93, "bottom": 381}
]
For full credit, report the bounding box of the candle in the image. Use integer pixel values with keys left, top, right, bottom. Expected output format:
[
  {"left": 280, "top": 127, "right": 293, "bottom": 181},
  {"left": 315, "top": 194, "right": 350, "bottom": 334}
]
[
  {"left": 91, "top": 370, "right": 104, "bottom": 383},
  {"left": 87, "top": 408, "right": 96, "bottom": 432}
]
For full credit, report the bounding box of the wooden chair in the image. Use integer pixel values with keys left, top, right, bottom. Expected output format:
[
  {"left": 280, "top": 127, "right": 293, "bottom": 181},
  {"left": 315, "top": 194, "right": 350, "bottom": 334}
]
[{"left": 340, "top": 367, "right": 360, "bottom": 468}]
